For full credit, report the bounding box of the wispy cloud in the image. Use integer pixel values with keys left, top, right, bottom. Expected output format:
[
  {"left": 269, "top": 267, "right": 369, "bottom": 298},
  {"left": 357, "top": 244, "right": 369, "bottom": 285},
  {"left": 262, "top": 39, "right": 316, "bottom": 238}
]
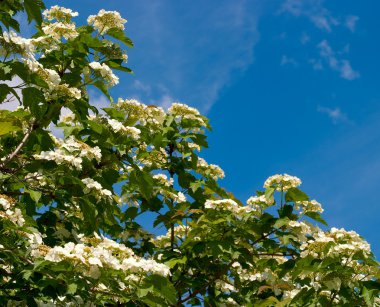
[
  {"left": 309, "top": 58, "right": 323, "bottom": 70},
  {"left": 280, "top": 55, "right": 298, "bottom": 67},
  {"left": 125, "top": 0, "right": 261, "bottom": 113},
  {"left": 280, "top": 0, "right": 338, "bottom": 32},
  {"left": 300, "top": 32, "right": 310, "bottom": 44},
  {"left": 318, "top": 40, "right": 360, "bottom": 80},
  {"left": 345, "top": 15, "right": 359, "bottom": 32},
  {"left": 317, "top": 105, "right": 350, "bottom": 124}
]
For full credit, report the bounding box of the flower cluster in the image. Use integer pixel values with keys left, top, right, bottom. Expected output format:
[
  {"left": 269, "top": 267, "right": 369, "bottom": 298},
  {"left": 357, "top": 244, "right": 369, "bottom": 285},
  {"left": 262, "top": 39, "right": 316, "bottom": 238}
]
[
  {"left": 196, "top": 157, "right": 225, "bottom": 180},
  {"left": 168, "top": 102, "right": 207, "bottom": 127},
  {"left": 205, "top": 199, "right": 251, "bottom": 217},
  {"left": 107, "top": 118, "right": 141, "bottom": 139},
  {"left": 0, "top": 195, "right": 24, "bottom": 226},
  {"left": 41, "top": 6, "right": 79, "bottom": 41},
  {"left": 82, "top": 178, "right": 112, "bottom": 200},
  {"left": 116, "top": 98, "right": 165, "bottom": 127},
  {"left": 295, "top": 199, "right": 324, "bottom": 213},
  {"left": 87, "top": 61, "right": 119, "bottom": 86},
  {"left": 41, "top": 236, "right": 170, "bottom": 277},
  {"left": 151, "top": 225, "right": 192, "bottom": 248},
  {"left": 246, "top": 194, "right": 275, "bottom": 212},
  {"left": 300, "top": 227, "right": 372, "bottom": 259},
  {"left": 42, "top": 5, "right": 79, "bottom": 22},
  {"left": 34, "top": 136, "right": 101, "bottom": 170},
  {"left": 0, "top": 31, "right": 35, "bottom": 57},
  {"left": 87, "top": 9, "right": 127, "bottom": 35},
  {"left": 263, "top": 174, "right": 302, "bottom": 191},
  {"left": 42, "top": 22, "right": 78, "bottom": 41},
  {"left": 153, "top": 173, "right": 174, "bottom": 187}
]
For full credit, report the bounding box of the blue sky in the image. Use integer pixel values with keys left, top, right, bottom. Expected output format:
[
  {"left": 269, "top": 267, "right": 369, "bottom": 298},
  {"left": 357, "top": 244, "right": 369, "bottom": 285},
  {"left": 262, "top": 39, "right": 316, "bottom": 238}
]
[{"left": 46, "top": 0, "right": 380, "bottom": 255}]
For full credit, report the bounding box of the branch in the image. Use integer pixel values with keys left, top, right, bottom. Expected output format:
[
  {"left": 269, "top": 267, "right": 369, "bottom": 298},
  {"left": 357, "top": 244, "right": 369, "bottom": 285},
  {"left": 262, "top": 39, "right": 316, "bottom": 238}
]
[{"left": 0, "top": 123, "right": 35, "bottom": 168}]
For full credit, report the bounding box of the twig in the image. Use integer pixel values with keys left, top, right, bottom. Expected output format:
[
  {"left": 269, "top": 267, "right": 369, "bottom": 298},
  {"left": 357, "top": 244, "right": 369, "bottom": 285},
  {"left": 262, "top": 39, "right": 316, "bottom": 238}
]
[{"left": 0, "top": 123, "right": 35, "bottom": 168}]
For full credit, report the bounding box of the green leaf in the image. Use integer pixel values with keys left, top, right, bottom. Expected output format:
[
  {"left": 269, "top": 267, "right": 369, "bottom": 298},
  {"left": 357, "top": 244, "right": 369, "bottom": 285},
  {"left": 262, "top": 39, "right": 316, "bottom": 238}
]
[
  {"left": 24, "top": 0, "right": 44, "bottom": 25},
  {"left": 0, "top": 120, "right": 19, "bottom": 135},
  {"left": 106, "top": 29, "right": 134, "bottom": 47},
  {"left": 26, "top": 189, "right": 42, "bottom": 203},
  {"left": 305, "top": 212, "right": 327, "bottom": 226},
  {"left": 67, "top": 283, "right": 77, "bottom": 295},
  {"left": 107, "top": 60, "right": 132, "bottom": 73},
  {"left": 285, "top": 187, "right": 309, "bottom": 202},
  {"left": 124, "top": 207, "right": 138, "bottom": 220},
  {"left": 22, "top": 87, "right": 45, "bottom": 113},
  {"left": 265, "top": 187, "right": 275, "bottom": 200}
]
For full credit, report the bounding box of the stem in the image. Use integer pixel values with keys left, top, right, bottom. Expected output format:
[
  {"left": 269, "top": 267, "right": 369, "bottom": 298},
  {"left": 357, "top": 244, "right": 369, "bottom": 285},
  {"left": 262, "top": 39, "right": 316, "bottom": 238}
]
[{"left": 0, "top": 122, "right": 35, "bottom": 168}]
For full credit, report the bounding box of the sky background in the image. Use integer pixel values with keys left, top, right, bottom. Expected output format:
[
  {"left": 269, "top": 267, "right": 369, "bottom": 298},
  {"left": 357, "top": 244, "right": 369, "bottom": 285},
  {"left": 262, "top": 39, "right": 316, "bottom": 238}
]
[{"left": 44, "top": 0, "right": 380, "bottom": 256}]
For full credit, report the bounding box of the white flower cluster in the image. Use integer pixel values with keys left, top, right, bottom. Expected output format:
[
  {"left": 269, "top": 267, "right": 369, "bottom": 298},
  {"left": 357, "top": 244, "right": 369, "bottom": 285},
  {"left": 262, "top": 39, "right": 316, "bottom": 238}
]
[
  {"left": 151, "top": 225, "right": 192, "bottom": 248},
  {"left": 24, "top": 59, "right": 81, "bottom": 100},
  {"left": 43, "top": 5, "right": 79, "bottom": 22},
  {"left": 196, "top": 157, "right": 225, "bottom": 180},
  {"left": 153, "top": 173, "right": 174, "bottom": 187},
  {"left": 107, "top": 118, "right": 141, "bottom": 139},
  {"left": 295, "top": 199, "right": 324, "bottom": 213},
  {"left": 25, "top": 59, "right": 60, "bottom": 89},
  {"left": 215, "top": 279, "right": 236, "bottom": 293},
  {"left": 116, "top": 98, "right": 165, "bottom": 127},
  {"left": 42, "top": 22, "right": 78, "bottom": 41},
  {"left": 205, "top": 199, "right": 251, "bottom": 217},
  {"left": 168, "top": 103, "right": 206, "bottom": 127},
  {"left": 42, "top": 236, "right": 170, "bottom": 277},
  {"left": 47, "top": 84, "right": 82, "bottom": 100},
  {"left": 87, "top": 9, "right": 127, "bottom": 35},
  {"left": 140, "top": 147, "right": 168, "bottom": 168},
  {"left": 0, "top": 31, "right": 35, "bottom": 57},
  {"left": 88, "top": 62, "right": 119, "bottom": 86},
  {"left": 300, "top": 227, "right": 372, "bottom": 258},
  {"left": 0, "top": 195, "right": 25, "bottom": 226},
  {"left": 41, "top": 6, "right": 79, "bottom": 41},
  {"left": 246, "top": 195, "right": 275, "bottom": 213},
  {"left": 25, "top": 172, "right": 51, "bottom": 188},
  {"left": 287, "top": 220, "right": 314, "bottom": 242},
  {"left": 264, "top": 174, "right": 302, "bottom": 191},
  {"left": 34, "top": 136, "right": 101, "bottom": 170},
  {"left": 82, "top": 178, "right": 112, "bottom": 200}
]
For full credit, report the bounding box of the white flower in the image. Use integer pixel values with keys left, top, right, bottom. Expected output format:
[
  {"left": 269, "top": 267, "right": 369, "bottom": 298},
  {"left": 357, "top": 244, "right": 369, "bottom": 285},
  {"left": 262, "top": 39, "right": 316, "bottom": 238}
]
[
  {"left": 87, "top": 9, "right": 127, "bottom": 35},
  {"left": 88, "top": 62, "right": 119, "bottom": 86},
  {"left": 1, "top": 31, "right": 35, "bottom": 57},
  {"left": 42, "top": 22, "right": 78, "bottom": 41},
  {"left": 197, "top": 157, "right": 225, "bottom": 180},
  {"left": 43, "top": 6, "right": 79, "bottom": 21},
  {"left": 264, "top": 174, "right": 302, "bottom": 191},
  {"left": 82, "top": 178, "right": 112, "bottom": 200},
  {"left": 296, "top": 199, "right": 324, "bottom": 213}
]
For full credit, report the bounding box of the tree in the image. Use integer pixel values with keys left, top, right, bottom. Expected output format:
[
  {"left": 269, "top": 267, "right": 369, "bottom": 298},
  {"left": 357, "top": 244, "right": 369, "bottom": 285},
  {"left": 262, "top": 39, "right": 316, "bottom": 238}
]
[{"left": 0, "top": 1, "right": 379, "bottom": 306}]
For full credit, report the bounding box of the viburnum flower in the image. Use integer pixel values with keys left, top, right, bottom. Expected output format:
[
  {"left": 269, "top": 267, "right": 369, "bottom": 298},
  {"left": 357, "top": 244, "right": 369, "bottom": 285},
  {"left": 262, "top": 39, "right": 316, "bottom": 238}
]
[{"left": 87, "top": 9, "right": 127, "bottom": 35}]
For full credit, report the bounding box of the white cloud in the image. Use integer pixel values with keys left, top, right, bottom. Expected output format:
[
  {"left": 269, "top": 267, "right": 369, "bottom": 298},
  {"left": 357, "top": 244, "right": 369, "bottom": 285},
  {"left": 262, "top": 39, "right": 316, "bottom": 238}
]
[
  {"left": 280, "top": 0, "right": 339, "bottom": 32},
  {"left": 340, "top": 60, "right": 360, "bottom": 80},
  {"left": 317, "top": 105, "right": 349, "bottom": 124},
  {"left": 300, "top": 32, "right": 310, "bottom": 44},
  {"left": 125, "top": 0, "right": 261, "bottom": 113},
  {"left": 317, "top": 40, "right": 360, "bottom": 80},
  {"left": 309, "top": 58, "right": 323, "bottom": 70},
  {"left": 345, "top": 15, "right": 359, "bottom": 32},
  {"left": 280, "top": 55, "right": 298, "bottom": 67}
]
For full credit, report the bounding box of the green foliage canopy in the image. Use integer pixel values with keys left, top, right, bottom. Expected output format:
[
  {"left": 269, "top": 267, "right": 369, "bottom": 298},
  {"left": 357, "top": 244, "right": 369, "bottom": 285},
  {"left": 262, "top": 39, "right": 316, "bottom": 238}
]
[{"left": 0, "top": 1, "right": 379, "bottom": 306}]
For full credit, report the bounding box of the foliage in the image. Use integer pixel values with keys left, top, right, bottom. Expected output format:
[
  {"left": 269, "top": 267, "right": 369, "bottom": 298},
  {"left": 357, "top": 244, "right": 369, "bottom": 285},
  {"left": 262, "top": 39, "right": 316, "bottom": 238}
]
[{"left": 0, "top": 1, "right": 379, "bottom": 306}]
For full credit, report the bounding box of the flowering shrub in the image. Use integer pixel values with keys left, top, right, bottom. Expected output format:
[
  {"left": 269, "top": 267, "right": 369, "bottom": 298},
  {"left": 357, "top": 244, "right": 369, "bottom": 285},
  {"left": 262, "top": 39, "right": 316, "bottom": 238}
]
[{"left": 0, "top": 1, "right": 379, "bottom": 306}]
